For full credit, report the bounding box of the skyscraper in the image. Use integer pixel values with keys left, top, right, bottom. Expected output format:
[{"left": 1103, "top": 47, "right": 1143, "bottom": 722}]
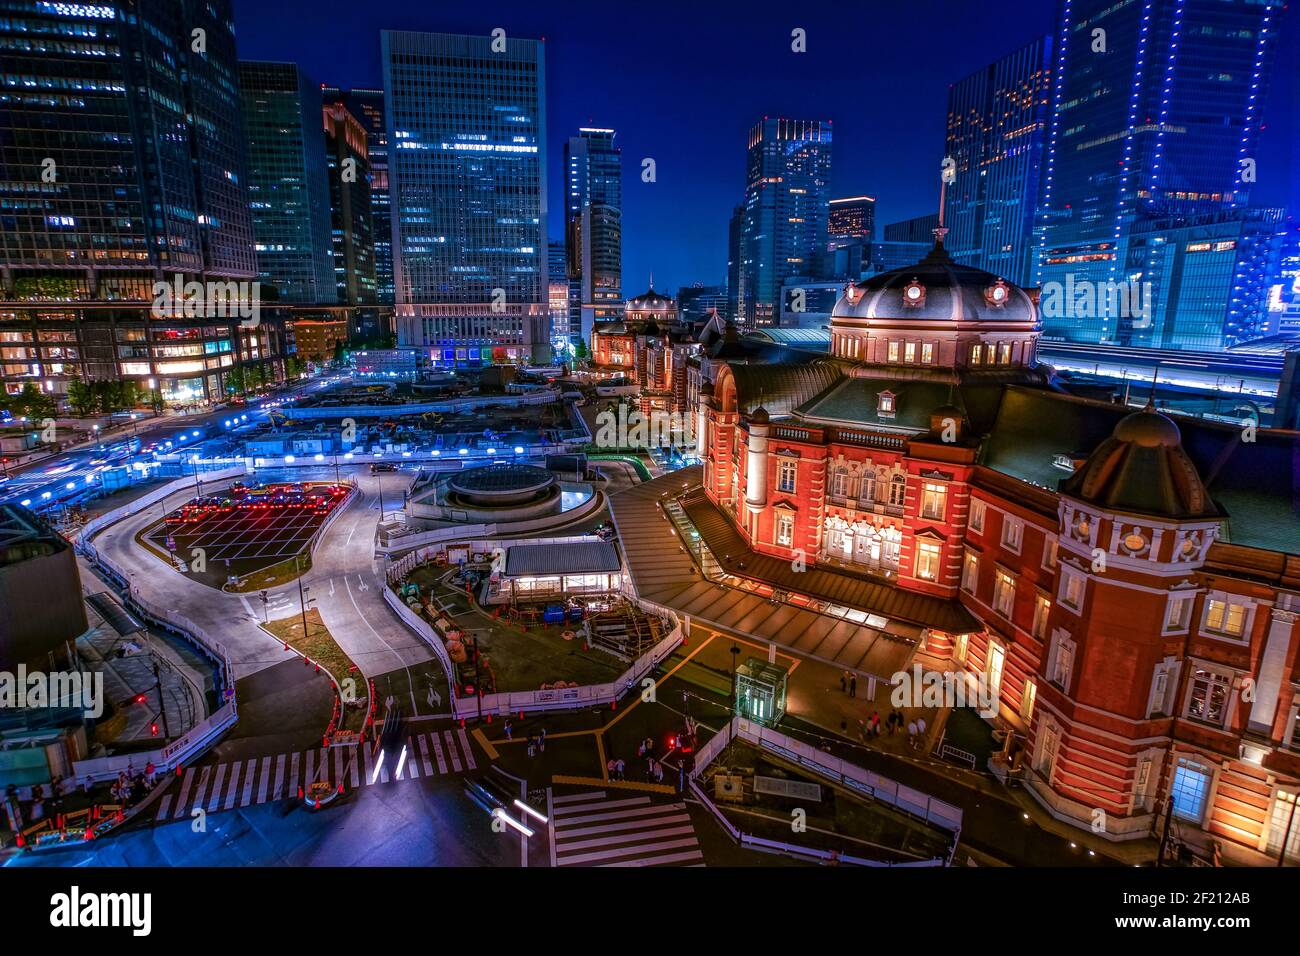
[
  {"left": 322, "top": 102, "right": 378, "bottom": 308},
  {"left": 547, "top": 240, "right": 573, "bottom": 357},
  {"left": 943, "top": 37, "right": 1051, "bottom": 285},
  {"left": 883, "top": 214, "right": 940, "bottom": 245},
  {"left": 382, "top": 30, "right": 549, "bottom": 367},
  {"left": 0, "top": 0, "right": 290, "bottom": 404},
  {"left": 737, "top": 118, "right": 832, "bottom": 326},
  {"left": 323, "top": 88, "right": 395, "bottom": 306},
  {"left": 239, "top": 61, "right": 336, "bottom": 304},
  {"left": 565, "top": 128, "right": 622, "bottom": 347},
  {"left": 726, "top": 204, "right": 745, "bottom": 322},
  {"left": 1034, "top": 0, "right": 1285, "bottom": 345},
  {"left": 828, "top": 196, "right": 876, "bottom": 242}
]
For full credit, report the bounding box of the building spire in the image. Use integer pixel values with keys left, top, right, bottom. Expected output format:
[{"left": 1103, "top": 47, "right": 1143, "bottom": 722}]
[{"left": 934, "top": 156, "right": 954, "bottom": 248}]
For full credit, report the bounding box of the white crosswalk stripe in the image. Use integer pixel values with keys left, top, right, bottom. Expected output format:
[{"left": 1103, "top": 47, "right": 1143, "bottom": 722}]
[
  {"left": 153, "top": 731, "right": 479, "bottom": 823},
  {"left": 550, "top": 791, "right": 704, "bottom": 867}
]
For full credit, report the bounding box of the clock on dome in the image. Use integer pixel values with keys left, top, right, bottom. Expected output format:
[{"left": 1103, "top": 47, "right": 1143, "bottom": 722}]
[
  {"left": 984, "top": 279, "right": 1010, "bottom": 308},
  {"left": 902, "top": 279, "right": 926, "bottom": 308}
]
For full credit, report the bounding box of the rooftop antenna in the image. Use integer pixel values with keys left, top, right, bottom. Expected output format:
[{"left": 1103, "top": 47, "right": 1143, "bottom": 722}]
[{"left": 934, "top": 156, "right": 955, "bottom": 247}]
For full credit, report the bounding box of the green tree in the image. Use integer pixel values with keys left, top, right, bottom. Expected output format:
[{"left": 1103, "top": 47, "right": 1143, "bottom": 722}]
[
  {"left": 573, "top": 339, "right": 590, "bottom": 361},
  {"left": 286, "top": 356, "right": 306, "bottom": 380},
  {"left": 224, "top": 367, "right": 246, "bottom": 397},
  {"left": 332, "top": 341, "right": 347, "bottom": 366},
  {"left": 66, "top": 374, "right": 95, "bottom": 416},
  {"left": 17, "top": 382, "right": 55, "bottom": 422}
]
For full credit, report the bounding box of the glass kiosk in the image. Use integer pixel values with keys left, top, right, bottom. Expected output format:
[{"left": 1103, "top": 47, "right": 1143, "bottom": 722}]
[{"left": 734, "top": 658, "right": 788, "bottom": 726}]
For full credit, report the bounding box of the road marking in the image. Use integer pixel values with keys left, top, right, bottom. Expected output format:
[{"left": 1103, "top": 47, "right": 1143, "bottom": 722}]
[
  {"left": 443, "top": 730, "right": 462, "bottom": 772},
  {"left": 289, "top": 752, "right": 300, "bottom": 797},
  {"left": 552, "top": 790, "right": 606, "bottom": 805},
  {"left": 206, "top": 764, "right": 227, "bottom": 812},
  {"left": 238, "top": 759, "right": 257, "bottom": 806},
  {"left": 255, "top": 757, "right": 272, "bottom": 803},
  {"left": 155, "top": 794, "right": 172, "bottom": 819},
  {"left": 556, "top": 837, "right": 700, "bottom": 866},
  {"left": 556, "top": 825, "right": 695, "bottom": 853},
  {"left": 552, "top": 796, "right": 651, "bottom": 816},
  {"left": 457, "top": 728, "right": 477, "bottom": 770},
  {"left": 417, "top": 734, "right": 434, "bottom": 776},
  {"left": 271, "top": 754, "right": 286, "bottom": 801},
  {"left": 604, "top": 849, "right": 705, "bottom": 867},
  {"left": 173, "top": 767, "right": 196, "bottom": 819},
  {"left": 333, "top": 746, "right": 345, "bottom": 784},
  {"left": 223, "top": 763, "right": 242, "bottom": 810},
  {"left": 429, "top": 731, "right": 448, "bottom": 773},
  {"left": 554, "top": 803, "right": 687, "bottom": 827}
]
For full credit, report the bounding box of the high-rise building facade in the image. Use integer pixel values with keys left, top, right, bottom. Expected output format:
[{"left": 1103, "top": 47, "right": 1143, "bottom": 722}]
[
  {"left": 737, "top": 118, "right": 832, "bottom": 326},
  {"left": 382, "top": 31, "right": 549, "bottom": 367},
  {"left": 322, "top": 103, "right": 377, "bottom": 308},
  {"left": 883, "top": 214, "right": 940, "bottom": 245},
  {"left": 565, "top": 128, "right": 622, "bottom": 346},
  {"left": 726, "top": 204, "right": 745, "bottom": 323},
  {"left": 943, "top": 37, "right": 1051, "bottom": 285},
  {"left": 1034, "top": 0, "right": 1285, "bottom": 346},
  {"left": 239, "top": 61, "right": 336, "bottom": 305},
  {"left": 828, "top": 196, "right": 876, "bottom": 242},
  {"left": 547, "top": 240, "right": 573, "bottom": 357},
  {"left": 323, "top": 88, "right": 394, "bottom": 306},
  {"left": 0, "top": 0, "right": 289, "bottom": 404}
]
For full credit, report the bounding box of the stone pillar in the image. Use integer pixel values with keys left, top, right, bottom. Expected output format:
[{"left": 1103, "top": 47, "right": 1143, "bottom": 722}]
[
  {"left": 1247, "top": 605, "right": 1298, "bottom": 736},
  {"left": 746, "top": 418, "right": 769, "bottom": 512}
]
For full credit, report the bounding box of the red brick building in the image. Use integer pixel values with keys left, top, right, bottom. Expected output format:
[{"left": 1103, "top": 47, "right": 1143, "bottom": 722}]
[{"left": 696, "top": 240, "right": 1300, "bottom": 861}]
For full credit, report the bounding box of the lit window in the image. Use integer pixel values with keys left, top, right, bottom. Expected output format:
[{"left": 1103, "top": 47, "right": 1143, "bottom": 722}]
[
  {"left": 1001, "top": 515, "right": 1023, "bottom": 552},
  {"left": 915, "top": 541, "right": 941, "bottom": 581},
  {"left": 1032, "top": 594, "right": 1051, "bottom": 639},
  {"left": 1041, "top": 536, "right": 1058, "bottom": 569},
  {"left": 889, "top": 474, "right": 906, "bottom": 507},
  {"left": 1020, "top": 679, "right": 1037, "bottom": 723},
  {"left": 1060, "top": 567, "right": 1085, "bottom": 611},
  {"left": 998, "top": 342, "right": 1012, "bottom": 364},
  {"left": 904, "top": 341, "right": 916, "bottom": 363},
  {"left": 887, "top": 341, "right": 900, "bottom": 363},
  {"left": 969, "top": 498, "right": 986, "bottom": 533},
  {"left": 970, "top": 343, "right": 983, "bottom": 365},
  {"left": 921, "top": 482, "right": 946, "bottom": 520},
  {"left": 993, "top": 570, "right": 1015, "bottom": 617},
  {"left": 777, "top": 458, "right": 798, "bottom": 493},
  {"left": 776, "top": 512, "right": 794, "bottom": 547},
  {"left": 1164, "top": 593, "right": 1194, "bottom": 632},
  {"left": 961, "top": 550, "right": 979, "bottom": 593},
  {"left": 1186, "top": 667, "right": 1231, "bottom": 727},
  {"left": 921, "top": 342, "right": 934, "bottom": 363},
  {"left": 878, "top": 391, "right": 896, "bottom": 417},
  {"left": 1049, "top": 631, "right": 1075, "bottom": 690},
  {"left": 1204, "top": 598, "right": 1247, "bottom": 638},
  {"left": 1170, "top": 759, "right": 1211, "bottom": 822}
]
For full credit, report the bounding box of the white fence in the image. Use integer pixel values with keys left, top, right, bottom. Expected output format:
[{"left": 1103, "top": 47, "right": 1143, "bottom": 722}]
[
  {"left": 76, "top": 465, "right": 248, "bottom": 547},
  {"left": 687, "top": 715, "right": 962, "bottom": 866},
  {"left": 280, "top": 389, "right": 560, "bottom": 420},
  {"left": 383, "top": 583, "right": 682, "bottom": 720},
  {"left": 72, "top": 702, "right": 238, "bottom": 784}
]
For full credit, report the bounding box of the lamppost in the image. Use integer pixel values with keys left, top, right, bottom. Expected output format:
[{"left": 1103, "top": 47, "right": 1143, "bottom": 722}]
[
  {"left": 376, "top": 466, "right": 385, "bottom": 522},
  {"left": 151, "top": 659, "right": 172, "bottom": 739},
  {"left": 191, "top": 454, "right": 202, "bottom": 497},
  {"left": 296, "top": 554, "right": 314, "bottom": 641}
]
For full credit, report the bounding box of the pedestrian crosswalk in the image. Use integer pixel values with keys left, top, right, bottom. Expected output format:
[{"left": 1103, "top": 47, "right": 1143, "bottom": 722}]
[
  {"left": 549, "top": 790, "right": 704, "bottom": 867},
  {"left": 152, "top": 728, "right": 478, "bottom": 822}
]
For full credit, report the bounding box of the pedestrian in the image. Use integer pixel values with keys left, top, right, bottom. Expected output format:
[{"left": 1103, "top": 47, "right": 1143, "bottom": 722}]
[
  {"left": 82, "top": 775, "right": 93, "bottom": 795},
  {"left": 637, "top": 740, "right": 647, "bottom": 759},
  {"left": 526, "top": 735, "right": 537, "bottom": 758},
  {"left": 849, "top": 673, "right": 857, "bottom": 698},
  {"left": 888, "top": 709, "right": 900, "bottom": 734},
  {"left": 614, "top": 758, "right": 625, "bottom": 781},
  {"left": 653, "top": 762, "right": 664, "bottom": 785},
  {"left": 606, "top": 758, "right": 617, "bottom": 780},
  {"left": 503, "top": 720, "right": 513, "bottom": 741},
  {"left": 907, "top": 720, "right": 918, "bottom": 749},
  {"left": 646, "top": 757, "right": 655, "bottom": 782},
  {"left": 916, "top": 716, "right": 927, "bottom": 743}
]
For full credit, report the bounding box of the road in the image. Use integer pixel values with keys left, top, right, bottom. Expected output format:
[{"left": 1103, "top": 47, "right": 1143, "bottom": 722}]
[{"left": 0, "top": 376, "right": 336, "bottom": 514}]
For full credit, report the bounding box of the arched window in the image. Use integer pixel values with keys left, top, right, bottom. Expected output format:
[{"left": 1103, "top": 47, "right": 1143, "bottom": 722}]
[
  {"left": 860, "top": 471, "right": 877, "bottom": 503},
  {"left": 830, "top": 467, "right": 849, "bottom": 500},
  {"left": 889, "top": 474, "right": 907, "bottom": 507}
]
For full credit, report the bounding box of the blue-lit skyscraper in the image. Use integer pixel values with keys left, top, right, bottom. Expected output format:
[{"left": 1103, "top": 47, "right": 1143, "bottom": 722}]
[
  {"left": 1034, "top": 0, "right": 1285, "bottom": 346},
  {"left": 943, "top": 36, "right": 1051, "bottom": 285},
  {"left": 239, "top": 61, "right": 336, "bottom": 304},
  {"left": 565, "top": 128, "right": 622, "bottom": 347},
  {"left": 737, "top": 118, "right": 832, "bottom": 327},
  {"left": 382, "top": 31, "right": 549, "bottom": 366}
]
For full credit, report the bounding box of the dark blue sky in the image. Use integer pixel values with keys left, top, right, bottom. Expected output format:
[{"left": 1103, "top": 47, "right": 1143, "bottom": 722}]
[{"left": 231, "top": 0, "right": 1298, "bottom": 296}]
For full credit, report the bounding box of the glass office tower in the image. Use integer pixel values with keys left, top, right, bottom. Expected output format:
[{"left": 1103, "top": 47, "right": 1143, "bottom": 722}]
[
  {"left": 565, "top": 128, "right": 623, "bottom": 347},
  {"left": 323, "top": 88, "right": 394, "bottom": 306},
  {"left": 828, "top": 196, "right": 876, "bottom": 242},
  {"left": 322, "top": 103, "right": 378, "bottom": 308},
  {"left": 239, "top": 61, "right": 336, "bottom": 305},
  {"left": 382, "top": 30, "right": 548, "bottom": 366},
  {"left": 737, "top": 118, "right": 832, "bottom": 327},
  {"left": 1034, "top": 0, "right": 1285, "bottom": 345},
  {"left": 0, "top": 0, "right": 288, "bottom": 404},
  {"left": 943, "top": 36, "right": 1051, "bottom": 286}
]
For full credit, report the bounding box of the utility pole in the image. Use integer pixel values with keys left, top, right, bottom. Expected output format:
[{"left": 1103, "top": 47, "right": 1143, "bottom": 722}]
[
  {"left": 152, "top": 658, "right": 171, "bottom": 739},
  {"left": 297, "top": 556, "right": 312, "bottom": 641}
]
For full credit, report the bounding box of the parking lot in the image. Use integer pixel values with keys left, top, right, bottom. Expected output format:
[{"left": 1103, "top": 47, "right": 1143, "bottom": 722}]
[{"left": 145, "top": 481, "right": 349, "bottom": 584}]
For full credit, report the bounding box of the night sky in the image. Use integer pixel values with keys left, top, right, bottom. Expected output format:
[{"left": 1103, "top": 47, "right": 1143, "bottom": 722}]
[{"left": 231, "top": 0, "right": 1299, "bottom": 296}]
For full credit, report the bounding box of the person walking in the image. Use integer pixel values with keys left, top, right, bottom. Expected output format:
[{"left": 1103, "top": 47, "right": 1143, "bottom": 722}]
[
  {"left": 606, "top": 758, "right": 617, "bottom": 780},
  {"left": 907, "top": 720, "right": 918, "bottom": 749},
  {"left": 526, "top": 735, "right": 537, "bottom": 758},
  {"left": 916, "top": 716, "right": 928, "bottom": 748},
  {"left": 849, "top": 673, "right": 857, "bottom": 698},
  {"left": 503, "top": 720, "right": 513, "bottom": 741},
  {"left": 614, "top": 758, "right": 625, "bottom": 781}
]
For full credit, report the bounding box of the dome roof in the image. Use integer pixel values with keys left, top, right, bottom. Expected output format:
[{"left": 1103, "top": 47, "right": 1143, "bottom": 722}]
[
  {"left": 749, "top": 406, "right": 770, "bottom": 425},
  {"left": 1059, "top": 408, "right": 1219, "bottom": 519},
  {"left": 831, "top": 242, "right": 1035, "bottom": 326},
  {"left": 627, "top": 286, "right": 674, "bottom": 311}
]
